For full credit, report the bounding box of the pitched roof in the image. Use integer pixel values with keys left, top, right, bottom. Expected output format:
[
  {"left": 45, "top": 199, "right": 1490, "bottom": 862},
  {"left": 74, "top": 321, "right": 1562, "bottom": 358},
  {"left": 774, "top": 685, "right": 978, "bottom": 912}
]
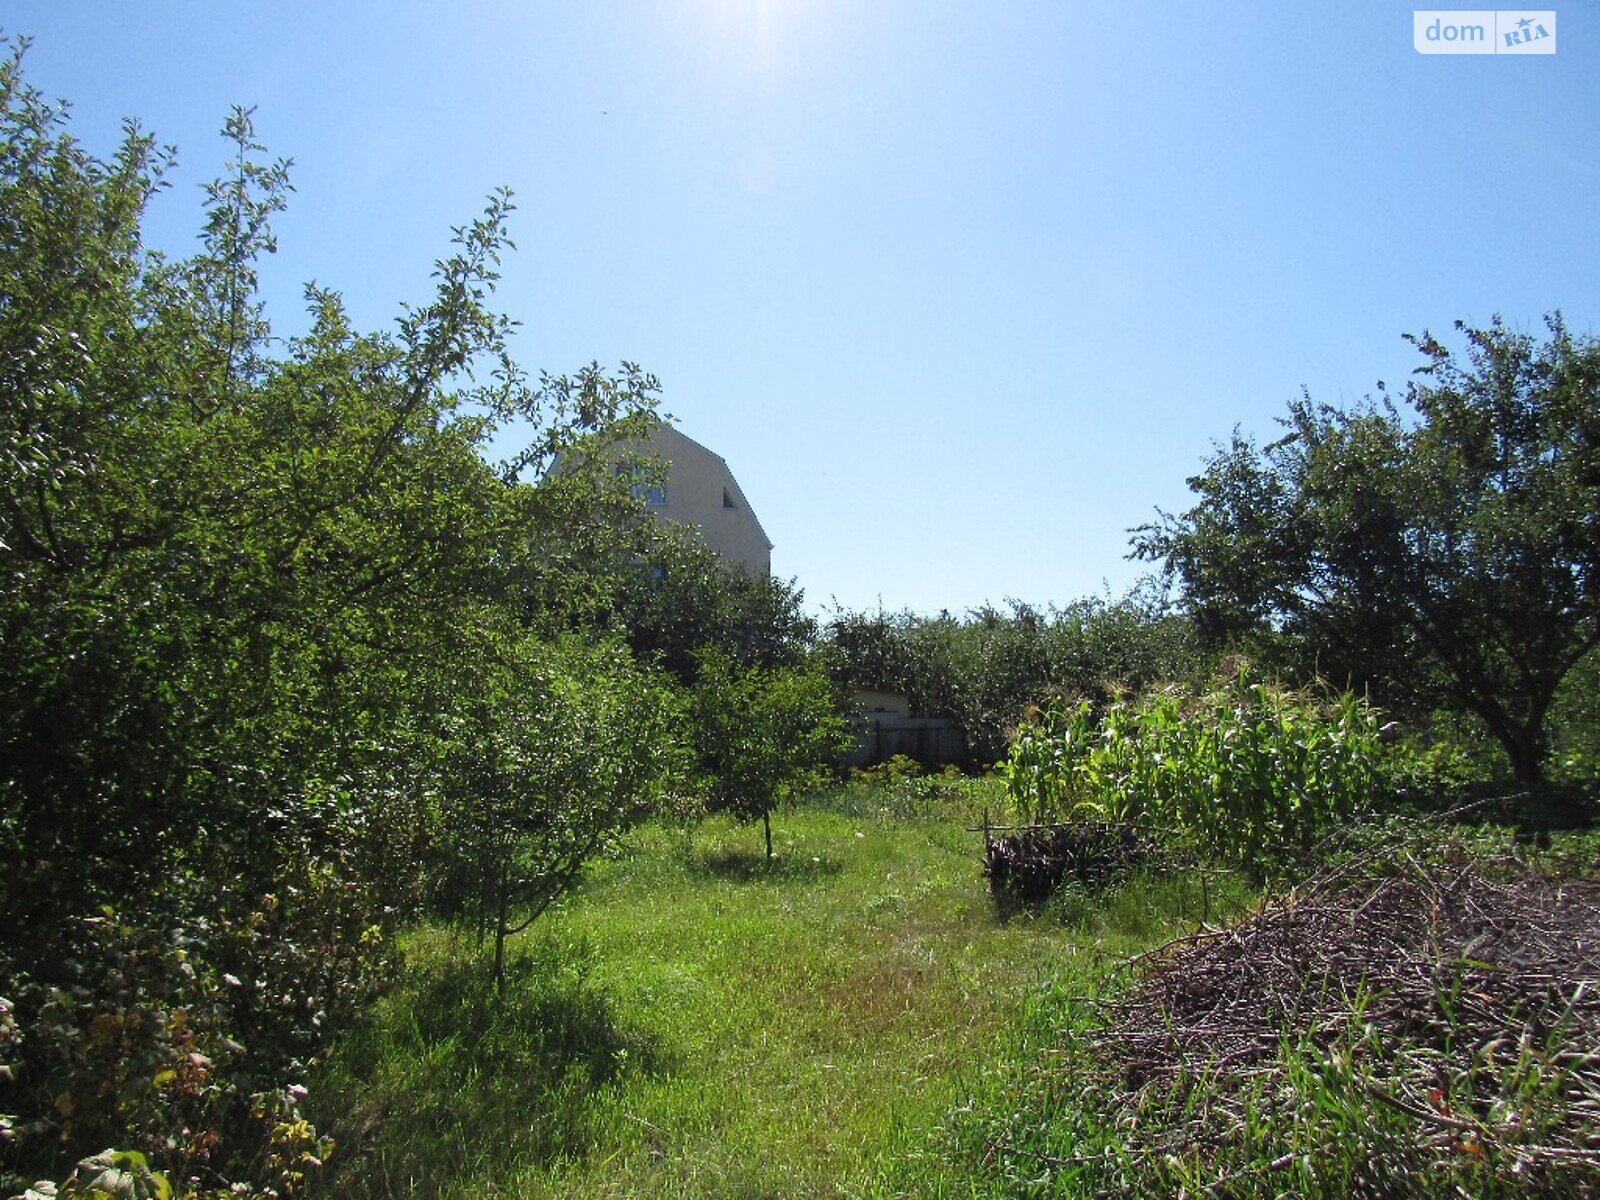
[{"left": 648, "top": 421, "right": 773, "bottom": 552}]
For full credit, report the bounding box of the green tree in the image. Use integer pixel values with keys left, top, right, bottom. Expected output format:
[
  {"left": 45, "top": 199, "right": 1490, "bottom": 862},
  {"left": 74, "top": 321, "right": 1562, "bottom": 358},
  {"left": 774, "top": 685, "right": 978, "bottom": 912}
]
[
  {"left": 1134, "top": 316, "right": 1600, "bottom": 785},
  {"left": 0, "top": 39, "right": 669, "bottom": 1188},
  {"left": 686, "top": 649, "right": 850, "bottom": 860},
  {"left": 823, "top": 592, "right": 1202, "bottom": 765},
  {"left": 434, "top": 632, "right": 681, "bottom": 993},
  {"left": 605, "top": 525, "right": 816, "bottom": 682},
  {"left": 0, "top": 33, "right": 667, "bottom": 930}
]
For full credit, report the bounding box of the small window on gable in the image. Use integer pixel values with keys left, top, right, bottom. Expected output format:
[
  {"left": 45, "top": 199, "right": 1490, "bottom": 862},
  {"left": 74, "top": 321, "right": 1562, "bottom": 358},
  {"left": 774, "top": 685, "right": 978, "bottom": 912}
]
[{"left": 722, "top": 487, "right": 736, "bottom": 510}]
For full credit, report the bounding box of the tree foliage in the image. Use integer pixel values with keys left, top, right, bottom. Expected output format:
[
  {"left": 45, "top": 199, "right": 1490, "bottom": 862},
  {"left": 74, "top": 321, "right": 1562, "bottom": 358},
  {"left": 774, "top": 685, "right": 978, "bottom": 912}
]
[
  {"left": 602, "top": 525, "right": 816, "bottom": 682},
  {"left": 685, "top": 649, "right": 850, "bottom": 860},
  {"left": 1134, "top": 316, "right": 1600, "bottom": 785},
  {"left": 0, "top": 39, "right": 676, "bottom": 1194},
  {"left": 824, "top": 592, "right": 1203, "bottom": 764},
  {"left": 432, "top": 632, "right": 682, "bottom": 994}
]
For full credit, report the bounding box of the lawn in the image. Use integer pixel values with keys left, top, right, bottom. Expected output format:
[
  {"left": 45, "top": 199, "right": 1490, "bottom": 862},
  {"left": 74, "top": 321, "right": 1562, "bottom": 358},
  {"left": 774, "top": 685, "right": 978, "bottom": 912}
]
[{"left": 311, "top": 791, "right": 1245, "bottom": 1198}]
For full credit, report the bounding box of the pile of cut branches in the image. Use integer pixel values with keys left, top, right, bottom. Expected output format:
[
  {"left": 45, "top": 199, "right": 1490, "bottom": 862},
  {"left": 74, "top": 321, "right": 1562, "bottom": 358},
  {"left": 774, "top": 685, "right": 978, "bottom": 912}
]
[
  {"left": 983, "top": 821, "right": 1151, "bottom": 908},
  {"left": 1090, "top": 850, "right": 1600, "bottom": 1195}
]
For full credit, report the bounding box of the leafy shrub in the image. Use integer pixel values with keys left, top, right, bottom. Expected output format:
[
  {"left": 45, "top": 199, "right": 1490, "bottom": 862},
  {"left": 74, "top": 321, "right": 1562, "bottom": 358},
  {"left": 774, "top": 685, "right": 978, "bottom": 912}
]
[
  {"left": 847, "top": 755, "right": 927, "bottom": 791},
  {"left": 0, "top": 39, "right": 669, "bottom": 1195},
  {"left": 0, "top": 886, "right": 365, "bottom": 1199},
  {"left": 824, "top": 592, "right": 1203, "bottom": 766},
  {"left": 1549, "top": 645, "right": 1600, "bottom": 783},
  {"left": 428, "top": 632, "right": 683, "bottom": 992}
]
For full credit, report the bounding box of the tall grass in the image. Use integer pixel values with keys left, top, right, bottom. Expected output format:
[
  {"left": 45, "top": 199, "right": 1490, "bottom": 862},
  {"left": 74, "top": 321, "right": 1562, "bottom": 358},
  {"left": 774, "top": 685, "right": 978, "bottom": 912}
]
[{"left": 308, "top": 801, "right": 1246, "bottom": 1198}]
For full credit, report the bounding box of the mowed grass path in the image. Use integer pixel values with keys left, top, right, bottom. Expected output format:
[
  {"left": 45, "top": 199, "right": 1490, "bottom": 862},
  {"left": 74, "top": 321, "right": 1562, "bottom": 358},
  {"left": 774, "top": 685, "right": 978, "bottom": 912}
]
[{"left": 316, "top": 802, "right": 1227, "bottom": 1198}]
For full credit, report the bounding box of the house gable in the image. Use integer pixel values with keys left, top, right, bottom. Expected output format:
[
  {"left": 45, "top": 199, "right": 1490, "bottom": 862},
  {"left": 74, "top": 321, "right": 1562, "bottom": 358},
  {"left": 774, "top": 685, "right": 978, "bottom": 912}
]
[{"left": 632, "top": 423, "right": 772, "bottom": 575}]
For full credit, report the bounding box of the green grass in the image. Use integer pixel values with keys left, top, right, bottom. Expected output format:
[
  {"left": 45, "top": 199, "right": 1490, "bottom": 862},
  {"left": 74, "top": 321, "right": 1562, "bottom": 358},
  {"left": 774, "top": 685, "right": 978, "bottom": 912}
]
[{"left": 310, "top": 794, "right": 1249, "bottom": 1198}]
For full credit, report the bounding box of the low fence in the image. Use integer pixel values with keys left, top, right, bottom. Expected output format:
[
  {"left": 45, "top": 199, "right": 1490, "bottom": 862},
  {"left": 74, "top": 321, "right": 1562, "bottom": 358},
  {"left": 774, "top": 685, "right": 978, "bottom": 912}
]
[{"left": 845, "top": 712, "right": 967, "bottom": 769}]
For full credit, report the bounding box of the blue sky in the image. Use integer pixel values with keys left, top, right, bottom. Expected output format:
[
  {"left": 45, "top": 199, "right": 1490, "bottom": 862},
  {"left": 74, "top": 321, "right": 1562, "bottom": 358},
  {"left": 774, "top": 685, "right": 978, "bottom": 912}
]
[{"left": 6, "top": 2, "right": 1596, "bottom": 617}]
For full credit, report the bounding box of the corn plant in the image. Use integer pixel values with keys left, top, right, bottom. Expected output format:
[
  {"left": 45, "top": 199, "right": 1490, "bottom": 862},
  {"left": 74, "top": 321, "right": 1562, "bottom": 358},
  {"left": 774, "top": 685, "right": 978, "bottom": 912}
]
[{"left": 1000, "top": 665, "right": 1396, "bottom": 875}]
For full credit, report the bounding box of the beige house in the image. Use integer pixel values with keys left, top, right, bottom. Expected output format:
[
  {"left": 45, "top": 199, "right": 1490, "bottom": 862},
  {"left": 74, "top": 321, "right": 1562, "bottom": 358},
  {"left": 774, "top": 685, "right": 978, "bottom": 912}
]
[
  {"left": 853, "top": 689, "right": 911, "bottom": 718},
  {"left": 624, "top": 422, "right": 772, "bottom": 575}
]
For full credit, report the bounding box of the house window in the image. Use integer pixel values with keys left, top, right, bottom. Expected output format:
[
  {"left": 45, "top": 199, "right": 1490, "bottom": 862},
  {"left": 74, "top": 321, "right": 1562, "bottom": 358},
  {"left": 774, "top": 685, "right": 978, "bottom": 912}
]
[
  {"left": 630, "top": 477, "right": 668, "bottom": 507},
  {"left": 722, "top": 487, "right": 736, "bottom": 510}
]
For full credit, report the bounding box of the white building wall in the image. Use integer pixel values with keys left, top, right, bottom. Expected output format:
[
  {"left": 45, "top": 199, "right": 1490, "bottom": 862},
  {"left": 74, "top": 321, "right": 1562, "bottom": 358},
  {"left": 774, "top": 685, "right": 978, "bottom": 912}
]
[{"left": 629, "top": 423, "right": 772, "bottom": 575}]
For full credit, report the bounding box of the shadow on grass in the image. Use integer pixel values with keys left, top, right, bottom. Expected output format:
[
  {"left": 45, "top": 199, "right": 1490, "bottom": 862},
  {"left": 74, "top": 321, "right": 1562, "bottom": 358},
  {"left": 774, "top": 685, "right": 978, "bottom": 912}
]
[
  {"left": 311, "top": 934, "right": 664, "bottom": 1199},
  {"left": 689, "top": 848, "right": 845, "bottom": 883}
]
